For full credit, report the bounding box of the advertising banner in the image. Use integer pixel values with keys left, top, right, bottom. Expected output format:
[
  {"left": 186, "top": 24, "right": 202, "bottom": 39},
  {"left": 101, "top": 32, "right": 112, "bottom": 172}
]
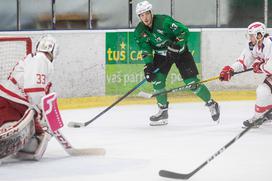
[{"left": 106, "top": 31, "right": 201, "bottom": 95}]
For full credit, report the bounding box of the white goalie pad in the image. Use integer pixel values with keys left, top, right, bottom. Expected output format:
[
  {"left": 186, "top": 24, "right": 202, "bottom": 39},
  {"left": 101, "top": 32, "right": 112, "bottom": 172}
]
[{"left": 0, "top": 109, "right": 35, "bottom": 159}]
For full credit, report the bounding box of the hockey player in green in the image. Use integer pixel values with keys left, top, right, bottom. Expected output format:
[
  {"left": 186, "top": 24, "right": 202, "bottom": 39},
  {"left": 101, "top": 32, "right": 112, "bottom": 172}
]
[{"left": 134, "top": 1, "right": 220, "bottom": 126}]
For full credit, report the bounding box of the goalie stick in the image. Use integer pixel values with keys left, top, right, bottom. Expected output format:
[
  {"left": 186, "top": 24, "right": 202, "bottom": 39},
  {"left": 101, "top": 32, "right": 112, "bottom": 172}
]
[
  {"left": 159, "top": 108, "right": 272, "bottom": 180},
  {"left": 138, "top": 68, "right": 253, "bottom": 98},
  {"left": 53, "top": 130, "right": 105, "bottom": 156},
  {"left": 42, "top": 93, "right": 106, "bottom": 156}
]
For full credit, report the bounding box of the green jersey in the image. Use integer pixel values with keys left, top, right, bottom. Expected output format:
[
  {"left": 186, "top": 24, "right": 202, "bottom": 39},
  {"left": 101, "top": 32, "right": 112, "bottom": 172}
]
[{"left": 134, "top": 14, "right": 189, "bottom": 64}]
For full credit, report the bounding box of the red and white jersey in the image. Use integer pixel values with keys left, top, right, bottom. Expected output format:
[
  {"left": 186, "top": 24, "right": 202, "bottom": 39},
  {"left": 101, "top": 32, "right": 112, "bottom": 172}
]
[
  {"left": 0, "top": 52, "right": 53, "bottom": 108},
  {"left": 231, "top": 36, "right": 272, "bottom": 75}
]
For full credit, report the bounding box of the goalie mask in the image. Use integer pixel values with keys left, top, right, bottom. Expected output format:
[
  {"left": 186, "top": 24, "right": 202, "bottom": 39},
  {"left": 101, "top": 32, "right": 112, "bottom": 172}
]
[
  {"left": 247, "top": 22, "right": 266, "bottom": 41},
  {"left": 36, "top": 35, "right": 58, "bottom": 60},
  {"left": 136, "top": 1, "right": 152, "bottom": 16}
]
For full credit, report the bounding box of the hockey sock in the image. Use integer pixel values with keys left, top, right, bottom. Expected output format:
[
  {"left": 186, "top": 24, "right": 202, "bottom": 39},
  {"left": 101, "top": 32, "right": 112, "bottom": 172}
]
[
  {"left": 155, "top": 88, "right": 168, "bottom": 106},
  {"left": 193, "top": 84, "right": 211, "bottom": 102},
  {"left": 153, "top": 72, "right": 168, "bottom": 106}
]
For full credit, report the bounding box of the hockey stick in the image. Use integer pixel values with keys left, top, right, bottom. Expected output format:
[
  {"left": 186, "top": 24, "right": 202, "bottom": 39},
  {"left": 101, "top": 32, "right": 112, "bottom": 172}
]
[
  {"left": 42, "top": 93, "right": 105, "bottom": 156},
  {"left": 138, "top": 76, "right": 218, "bottom": 98},
  {"left": 138, "top": 68, "right": 253, "bottom": 98},
  {"left": 68, "top": 68, "right": 160, "bottom": 128},
  {"left": 53, "top": 130, "right": 106, "bottom": 156},
  {"left": 159, "top": 108, "right": 272, "bottom": 180},
  {"left": 68, "top": 79, "right": 147, "bottom": 128}
]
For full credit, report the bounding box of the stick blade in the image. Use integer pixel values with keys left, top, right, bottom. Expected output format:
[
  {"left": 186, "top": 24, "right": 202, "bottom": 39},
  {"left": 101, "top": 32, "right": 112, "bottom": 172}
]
[
  {"left": 67, "top": 148, "right": 106, "bottom": 156},
  {"left": 137, "top": 91, "right": 153, "bottom": 98},
  {"left": 159, "top": 170, "right": 192, "bottom": 180},
  {"left": 67, "top": 121, "right": 85, "bottom": 128}
]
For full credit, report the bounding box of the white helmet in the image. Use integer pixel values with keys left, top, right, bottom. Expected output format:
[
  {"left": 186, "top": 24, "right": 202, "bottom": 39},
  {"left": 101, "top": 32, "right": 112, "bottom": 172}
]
[
  {"left": 136, "top": 1, "right": 152, "bottom": 16},
  {"left": 36, "top": 35, "right": 58, "bottom": 59},
  {"left": 247, "top": 22, "right": 266, "bottom": 38}
]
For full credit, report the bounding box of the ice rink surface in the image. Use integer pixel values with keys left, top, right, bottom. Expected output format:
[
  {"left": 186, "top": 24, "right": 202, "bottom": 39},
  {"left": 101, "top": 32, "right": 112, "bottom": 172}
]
[{"left": 1, "top": 100, "right": 272, "bottom": 181}]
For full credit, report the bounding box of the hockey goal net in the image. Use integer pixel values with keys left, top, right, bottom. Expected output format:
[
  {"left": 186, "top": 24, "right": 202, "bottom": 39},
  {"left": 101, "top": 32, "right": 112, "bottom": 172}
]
[{"left": 0, "top": 37, "right": 32, "bottom": 81}]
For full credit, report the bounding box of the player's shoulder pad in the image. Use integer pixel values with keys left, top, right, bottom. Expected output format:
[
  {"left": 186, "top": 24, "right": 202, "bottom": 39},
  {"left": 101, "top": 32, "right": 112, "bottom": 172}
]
[
  {"left": 134, "top": 22, "right": 146, "bottom": 34},
  {"left": 155, "top": 14, "right": 174, "bottom": 28},
  {"left": 155, "top": 14, "right": 172, "bottom": 22},
  {"left": 134, "top": 22, "right": 149, "bottom": 41},
  {"left": 22, "top": 53, "right": 34, "bottom": 61},
  {"left": 264, "top": 36, "right": 272, "bottom": 43},
  {"left": 263, "top": 36, "right": 272, "bottom": 50}
]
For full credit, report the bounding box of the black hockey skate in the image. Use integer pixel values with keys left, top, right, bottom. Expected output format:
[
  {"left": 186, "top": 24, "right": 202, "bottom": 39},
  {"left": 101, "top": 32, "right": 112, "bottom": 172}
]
[
  {"left": 149, "top": 103, "right": 168, "bottom": 126},
  {"left": 243, "top": 116, "right": 267, "bottom": 128},
  {"left": 206, "top": 99, "right": 220, "bottom": 122},
  {"left": 265, "top": 112, "right": 272, "bottom": 121}
]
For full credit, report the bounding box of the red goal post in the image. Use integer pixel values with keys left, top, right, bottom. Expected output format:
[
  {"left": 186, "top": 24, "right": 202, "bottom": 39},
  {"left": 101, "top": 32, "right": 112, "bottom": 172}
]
[{"left": 0, "top": 36, "right": 32, "bottom": 81}]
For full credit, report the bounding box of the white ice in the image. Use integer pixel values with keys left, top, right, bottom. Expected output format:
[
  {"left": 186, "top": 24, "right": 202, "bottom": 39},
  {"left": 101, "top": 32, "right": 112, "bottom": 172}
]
[{"left": 1, "top": 100, "right": 272, "bottom": 181}]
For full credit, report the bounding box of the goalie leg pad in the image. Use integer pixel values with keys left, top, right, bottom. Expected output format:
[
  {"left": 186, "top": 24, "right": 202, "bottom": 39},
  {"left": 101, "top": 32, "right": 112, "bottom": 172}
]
[
  {"left": 34, "top": 119, "right": 45, "bottom": 135},
  {"left": 0, "top": 109, "right": 35, "bottom": 159},
  {"left": 15, "top": 132, "right": 51, "bottom": 161}
]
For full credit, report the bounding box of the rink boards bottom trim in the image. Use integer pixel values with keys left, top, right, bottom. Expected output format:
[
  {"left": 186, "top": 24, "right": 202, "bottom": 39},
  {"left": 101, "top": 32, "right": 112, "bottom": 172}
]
[{"left": 57, "top": 90, "right": 256, "bottom": 110}]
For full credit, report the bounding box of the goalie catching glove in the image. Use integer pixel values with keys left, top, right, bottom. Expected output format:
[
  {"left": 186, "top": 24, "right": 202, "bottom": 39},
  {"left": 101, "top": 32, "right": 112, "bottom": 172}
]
[{"left": 12, "top": 109, "right": 52, "bottom": 161}]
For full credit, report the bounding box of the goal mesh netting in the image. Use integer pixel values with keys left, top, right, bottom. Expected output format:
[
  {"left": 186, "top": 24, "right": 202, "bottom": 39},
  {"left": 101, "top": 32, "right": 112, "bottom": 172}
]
[{"left": 0, "top": 37, "right": 32, "bottom": 81}]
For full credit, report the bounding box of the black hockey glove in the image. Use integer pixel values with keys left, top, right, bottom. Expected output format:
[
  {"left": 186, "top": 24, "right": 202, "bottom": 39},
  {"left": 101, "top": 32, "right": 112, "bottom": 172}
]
[
  {"left": 144, "top": 63, "right": 156, "bottom": 82},
  {"left": 167, "top": 42, "right": 185, "bottom": 62}
]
